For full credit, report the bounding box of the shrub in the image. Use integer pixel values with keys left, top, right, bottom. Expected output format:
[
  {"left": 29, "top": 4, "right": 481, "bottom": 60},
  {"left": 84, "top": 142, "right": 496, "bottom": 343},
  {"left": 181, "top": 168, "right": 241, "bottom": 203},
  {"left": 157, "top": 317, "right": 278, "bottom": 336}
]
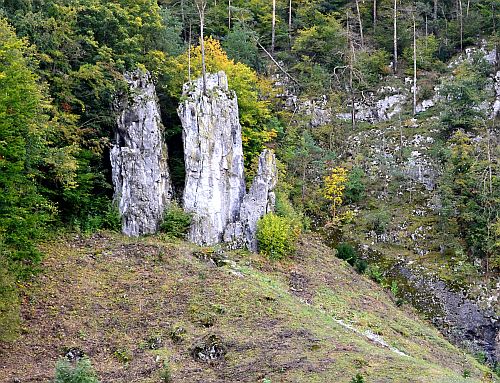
[
  {"left": 53, "top": 357, "right": 100, "bottom": 383},
  {"left": 366, "top": 264, "right": 385, "bottom": 284},
  {"left": 160, "top": 204, "right": 192, "bottom": 239},
  {"left": 350, "top": 374, "right": 365, "bottom": 383},
  {"left": 344, "top": 167, "right": 365, "bottom": 204},
  {"left": 366, "top": 210, "right": 390, "bottom": 235},
  {"left": 275, "top": 191, "right": 308, "bottom": 231},
  {"left": 257, "top": 213, "right": 299, "bottom": 260},
  {"left": 159, "top": 361, "right": 172, "bottom": 383},
  {"left": 335, "top": 243, "right": 368, "bottom": 274},
  {"left": 336, "top": 243, "right": 357, "bottom": 265}
]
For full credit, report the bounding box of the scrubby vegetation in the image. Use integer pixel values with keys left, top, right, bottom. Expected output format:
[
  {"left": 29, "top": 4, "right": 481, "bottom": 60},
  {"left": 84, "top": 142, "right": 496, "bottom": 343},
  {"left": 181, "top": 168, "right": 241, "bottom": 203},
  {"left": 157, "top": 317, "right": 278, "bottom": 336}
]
[
  {"left": 257, "top": 213, "right": 299, "bottom": 259},
  {"left": 160, "top": 203, "right": 192, "bottom": 239},
  {"left": 0, "top": 0, "right": 498, "bottom": 379},
  {"left": 53, "top": 358, "right": 100, "bottom": 383}
]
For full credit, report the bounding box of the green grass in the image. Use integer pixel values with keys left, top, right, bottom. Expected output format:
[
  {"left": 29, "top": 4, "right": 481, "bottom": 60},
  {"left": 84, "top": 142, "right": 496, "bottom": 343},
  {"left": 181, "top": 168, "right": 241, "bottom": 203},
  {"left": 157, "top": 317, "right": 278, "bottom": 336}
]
[{"left": 0, "top": 232, "right": 496, "bottom": 383}]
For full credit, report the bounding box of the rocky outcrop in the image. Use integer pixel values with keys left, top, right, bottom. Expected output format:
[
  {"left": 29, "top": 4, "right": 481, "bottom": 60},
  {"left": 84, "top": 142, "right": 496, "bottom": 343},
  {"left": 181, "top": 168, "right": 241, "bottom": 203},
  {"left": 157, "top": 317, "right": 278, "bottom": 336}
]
[
  {"left": 225, "top": 149, "right": 278, "bottom": 251},
  {"left": 391, "top": 263, "right": 500, "bottom": 363},
  {"left": 359, "top": 246, "right": 500, "bottom": 364},
  {"left": 178, "top": 71, "right": 277, "bottom": 249},
  {"left": 110, "top": 70, "right": 172, "bottom": 236},
  {"left": 178, "top": 72, "right": 246, "bottom": 246}
]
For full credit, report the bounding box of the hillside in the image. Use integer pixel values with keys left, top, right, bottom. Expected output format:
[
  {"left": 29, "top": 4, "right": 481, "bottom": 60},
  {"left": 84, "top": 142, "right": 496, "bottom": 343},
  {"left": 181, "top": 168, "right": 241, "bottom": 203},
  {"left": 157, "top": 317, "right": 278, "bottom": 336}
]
[{"left": 0, "top": 233, "right": 495, "bottom": 382}]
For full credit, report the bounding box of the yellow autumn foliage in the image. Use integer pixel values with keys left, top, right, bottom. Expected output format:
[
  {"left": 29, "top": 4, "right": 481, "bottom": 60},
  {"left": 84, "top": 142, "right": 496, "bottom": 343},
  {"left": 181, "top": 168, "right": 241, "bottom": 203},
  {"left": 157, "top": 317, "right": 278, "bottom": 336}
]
[
  {"left": 323, "top": 166, "right": 349, "bottom": 222},
  {"left": 158, "top": 37, "right": 277, "bottom": 166}
]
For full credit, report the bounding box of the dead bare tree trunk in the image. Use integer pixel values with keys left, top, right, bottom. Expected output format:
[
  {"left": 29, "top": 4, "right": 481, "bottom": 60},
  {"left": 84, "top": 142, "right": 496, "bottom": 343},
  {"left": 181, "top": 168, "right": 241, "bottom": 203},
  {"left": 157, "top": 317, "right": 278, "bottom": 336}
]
[
  {"left": 289, "top": 0, "right": 292, "bottom": 48},
  {"left": 347, "top": 12, "right": 356, "bottom": 129},
  {"left": 195, "top": 0, "right": 208, "bottom": 94},
  {"left": 425, "top": 13, "right": 428, "bottom": 38},
  {"left": 373, "top": 0, "right": 377, "bottom": 31},
  {"left": 355, "top": 0, "right": 364, "bottom": 48},
  {"left": 181, "top": 0, "right": 187, "bottom": 42},
  {"left": 413, "top": 12, "right": 417, "bottom": 115},
  {"left": 188, "top": 21, "right": 192, "bottom": 82},
  {"left": 228, "top": 0, "right": 231, "bottom": 30},
  {"left": 458, "top": 0, "right": 463, "bottom": 51},
  {"left": 271, "top": 0, "right": 276, "bottom": 55},
  {"left": 393, "top": 0, "right": 398, "bottom": 73}
]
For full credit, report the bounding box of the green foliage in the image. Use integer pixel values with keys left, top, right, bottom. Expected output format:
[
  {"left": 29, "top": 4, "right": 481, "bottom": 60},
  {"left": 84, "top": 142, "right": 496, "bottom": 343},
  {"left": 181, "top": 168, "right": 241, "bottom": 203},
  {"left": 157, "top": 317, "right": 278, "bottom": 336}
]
[
  {"left": 350, "top": 374, "right": 365, "bottom": 383},
  {"left": 163, "top": 37, "right": 277, "bottom": 167},
  {"left": 113, "top": 348, "right": 132, "bottom": 364},
  {"left": 292, "top": 13, "right": 345, "bottom": 71},
  {"left": 53, "top": 358, "right": 100, "bottom": 383},
  {"left": 366, "top": 264, "right": 385, "bottom": 284},
  {"left": 336, "top": 243, "right": 357, "bottom": 264},
  {"left": 365, "top": 210, "right": 390, "bottom": 235},
  {"left": 335, "top": 242, "right": 367, "bottom": 273},
  {"left": 0, "top": 17, "right": 68, "bottom": 275},
  {"left": 223, "top": 23, "right": 261, "bottom": 70},
  {"left": 439, "top": 130, "right": 499, "bottom": 264},
  {"left": 159, "top": 361, "right": 172, "bottom": 383},
  {"left": 257, "top": 213, "right": 299, "bottom": 260},
  {"left": 355, "top": 49, "right": 391, "bottom": 88},
  {"left": 403, "top": 34, "right": 440, "bottom": 71},
  {"left": 275, "top": 190, "right": 308, "bottom": 232},
  {"left": 439, "top": 55, "right": 492, "bottom": 135},
  {"left": 160, "top": 204, "right": 192, "bottom": 239},
  {"left": 344, "top": 167, "right": 365, "bottom": 204},
  {"left": 156, "top": 7, "right": 185, "bottom": 56}
]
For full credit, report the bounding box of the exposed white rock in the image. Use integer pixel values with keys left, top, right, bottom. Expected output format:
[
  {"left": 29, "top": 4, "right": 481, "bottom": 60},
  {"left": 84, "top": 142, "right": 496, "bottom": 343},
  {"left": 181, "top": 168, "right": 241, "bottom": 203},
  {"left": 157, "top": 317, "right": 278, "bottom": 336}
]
[
  {"left": 493, "top": 71, "right": 500, "bottom": 119},
  {"left": 226, "top": 149, "right": 278, "bottom": 251},
  {"left": 178, "top": 72, "right": 278, "bottom": 250},
  {"left": 416, "top": 99, "right": 435, "bottom": 113},
  {"left": 178, "top": 71, "right": 246, "bottom": 246},
  {"left": 110, "top": 70, "right": 172, "bottom": 236}
]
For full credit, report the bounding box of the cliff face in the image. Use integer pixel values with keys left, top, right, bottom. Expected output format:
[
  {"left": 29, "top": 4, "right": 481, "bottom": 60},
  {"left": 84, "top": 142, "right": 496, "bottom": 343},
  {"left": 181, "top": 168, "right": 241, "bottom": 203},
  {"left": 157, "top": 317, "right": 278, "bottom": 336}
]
[
  {"left": 178, "top": 71, "right": 277, "bottom": 248},
  {"left": 110, "top": 70, "right": 172, "bottom": 236}
]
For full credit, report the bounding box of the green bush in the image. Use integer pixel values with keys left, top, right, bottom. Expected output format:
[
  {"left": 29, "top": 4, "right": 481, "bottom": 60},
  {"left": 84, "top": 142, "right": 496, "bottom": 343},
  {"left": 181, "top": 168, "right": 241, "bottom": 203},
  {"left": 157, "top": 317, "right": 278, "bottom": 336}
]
[
  {"left": 160, "top": 204, "right": 192, "bottom": 239},
  {"left": 344, "top": 168, "right": 365, "bottom": 204},
  {"left": 335, "top": 242, "right": 368, "bottom": 274},
  {"left": 159, "top": 361, "right": 172, "bottom": 383},
  {"left": 350, "top": 374, "right": 365, "bottom": 383},
  {"left": 257, "top": 213, "right": 299, "bottom": 260},
  {"left": 275, "top": 191, "right": 309, "bottom": 231},
  {"left": 355, "top": 49, "right": 391, "bottom": 88},
  {"left": 53, "top": 358, "right": 100, "bottom": 383},
  {"left": 336, "top": 243, "right": 357, "bottom": 265},
  {"left": 366, "top": 210, "right": 390, "bottom": 235},
  {"left": 366, "top": 264, "right": 385, "bottom": 284}
]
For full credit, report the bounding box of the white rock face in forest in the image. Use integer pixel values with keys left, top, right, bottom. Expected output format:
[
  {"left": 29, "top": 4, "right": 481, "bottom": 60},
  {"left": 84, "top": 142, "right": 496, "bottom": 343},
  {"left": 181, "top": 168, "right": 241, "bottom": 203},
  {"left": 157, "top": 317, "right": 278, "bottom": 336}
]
[
  {"left": 236, "top": 149, "right": 278, "bottom": 251},
  {"left": 178, "top": 71, "right": 246, "bottom": 245},
  {"left": 178, "top": 71, "right": 277, "bottom": 249},
  {"left": 110, "top": 70, "right": 172, "bottom": 237}
]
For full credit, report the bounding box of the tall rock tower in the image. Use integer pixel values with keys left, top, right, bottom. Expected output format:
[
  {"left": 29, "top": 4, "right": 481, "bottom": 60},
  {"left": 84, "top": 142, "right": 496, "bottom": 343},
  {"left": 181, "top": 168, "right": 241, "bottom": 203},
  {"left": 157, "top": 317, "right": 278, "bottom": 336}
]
[
  {"left": 178, "top": 71, "right": 246, "bottom": 245},
  {"left": 110, "top": 70, "right": 172, "bottom": 236}
]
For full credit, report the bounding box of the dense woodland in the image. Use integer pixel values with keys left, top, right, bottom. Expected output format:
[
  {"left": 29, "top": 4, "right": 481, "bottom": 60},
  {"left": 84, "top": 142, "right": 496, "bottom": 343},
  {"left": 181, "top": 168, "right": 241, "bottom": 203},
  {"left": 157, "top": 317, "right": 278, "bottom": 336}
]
[{"left": 0, "top": 0, "right": 499, "bottom": 364}]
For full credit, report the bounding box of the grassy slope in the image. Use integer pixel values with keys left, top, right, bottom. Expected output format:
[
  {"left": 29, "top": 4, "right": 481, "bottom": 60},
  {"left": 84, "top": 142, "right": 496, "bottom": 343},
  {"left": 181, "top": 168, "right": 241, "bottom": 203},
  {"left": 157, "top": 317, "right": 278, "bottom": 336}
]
[{"left": 0, "top": 232, "right": 495, "bottom": 383}]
